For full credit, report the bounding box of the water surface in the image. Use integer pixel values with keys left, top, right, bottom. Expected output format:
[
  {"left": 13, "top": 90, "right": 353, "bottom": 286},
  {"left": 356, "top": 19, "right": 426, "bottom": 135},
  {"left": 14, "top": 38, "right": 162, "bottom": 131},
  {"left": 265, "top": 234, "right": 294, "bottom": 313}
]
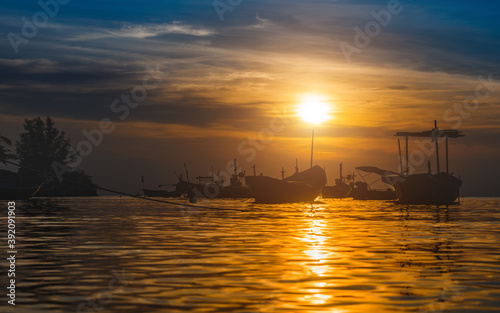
[{"left": 1, "top": 197, "right": 499, "bottom": 312}]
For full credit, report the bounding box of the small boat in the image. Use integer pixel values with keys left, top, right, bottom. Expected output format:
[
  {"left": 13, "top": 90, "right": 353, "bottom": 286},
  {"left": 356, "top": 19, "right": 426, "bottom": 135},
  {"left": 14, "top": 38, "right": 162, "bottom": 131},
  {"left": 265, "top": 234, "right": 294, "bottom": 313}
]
[
  {"left": 349, "top": 166, "right": 397, "bottom": 200},
  {"left": 216, "top": 172, "right": 253, "bottom": 198},
  {"left": 0, "top": 182, "right": 42, "bottom": 200},
  {"left": 185, "top": 160, "right": 253, "bottom": 199},
  {"left": 216, "top": 160, "right": 252, "bottom": 198},
  {"left": 322, "top": 163, "right": 351, "bottom": 198},
  {"left": 382, "top": 121, "right": 464, "bottom": 205},
  {"left": 386, "top": 172, "right": 462, "bottom": 205},
  {"left": 0, "top": 169, "right": 42, "bottom": 200},
  {"left": 246, "top": 165, "right": 327, "bottom": 203},
  {"left": 142, "top": 175, "right": 190, "bottom": 198},
  {"left": 143, "top": 188, "right": 174, "bottom": 197}
]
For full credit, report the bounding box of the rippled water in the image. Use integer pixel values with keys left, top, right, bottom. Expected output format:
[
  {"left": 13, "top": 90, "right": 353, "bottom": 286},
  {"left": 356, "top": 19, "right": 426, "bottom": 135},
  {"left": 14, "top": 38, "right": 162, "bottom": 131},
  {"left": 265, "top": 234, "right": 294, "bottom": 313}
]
[{"left": 1, "top": 197, "right": 500, "bottom": 313}]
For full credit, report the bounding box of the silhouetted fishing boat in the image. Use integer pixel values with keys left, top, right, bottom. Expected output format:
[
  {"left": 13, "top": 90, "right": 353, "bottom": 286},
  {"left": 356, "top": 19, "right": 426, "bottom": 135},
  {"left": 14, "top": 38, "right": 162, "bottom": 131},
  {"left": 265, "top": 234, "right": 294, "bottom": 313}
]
[
  {"left": 349, "top": 166, "right": 397, "bottom": 200},
  {"left": 216, "top": 162, "right": 252, "bottom": 198},
  {"left": 322, "top": 163, "right": 351, "bottom": 198},
  {"left": 0, "top": 169, "right": 42, "bottom": 200},
  {"left": 246, "top": 165, "right": 327, "bottom": 203},
  {"left": 381, "top": 121, "right": 464, "bottom": 205},
  {"left": 142, "top": 174, "right": 190, "bottom": 198},
  {"left": 182, "top": 160, "right": 252, "bottom": 199},
  {"left": 0, "top": 182, "right": 42, "bottom": 200},
  {"left": 143, "top": 188, "right": 175, "bottom": 197}
]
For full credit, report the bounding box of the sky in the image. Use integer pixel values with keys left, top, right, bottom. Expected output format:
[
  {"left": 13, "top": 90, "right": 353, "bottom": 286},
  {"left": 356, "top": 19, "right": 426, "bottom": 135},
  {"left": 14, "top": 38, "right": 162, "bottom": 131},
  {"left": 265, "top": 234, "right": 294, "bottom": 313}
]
[{"left": 0, "top": 0, "right": 499, "bottom": 196}]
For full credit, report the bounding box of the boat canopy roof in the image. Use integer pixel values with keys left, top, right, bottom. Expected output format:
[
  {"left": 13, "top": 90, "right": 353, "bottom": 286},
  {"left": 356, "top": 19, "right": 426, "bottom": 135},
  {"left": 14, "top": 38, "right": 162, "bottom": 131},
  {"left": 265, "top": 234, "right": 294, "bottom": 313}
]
[
  {"left": 284, "top": 165, "right": 327, "bottom": 188},
  {"left": 356, "top": 166, "right": 399, "bottom": 176},
  {"left": 395, "top": 129, "right": 464, "bottom": 138}
]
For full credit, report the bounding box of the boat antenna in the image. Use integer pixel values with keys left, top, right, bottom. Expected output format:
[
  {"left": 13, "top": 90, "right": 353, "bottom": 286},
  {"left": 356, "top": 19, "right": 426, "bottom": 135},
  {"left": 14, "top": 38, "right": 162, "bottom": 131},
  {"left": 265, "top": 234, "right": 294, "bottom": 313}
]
[
  {"left": 458, "top": 174, "right": 462, "bottom": 204},
  {"left": 281, "top": 167, "right": 285, "bottom": 180},
  {"left": 234, "top": 159, "right": 237, "bottom": 177},
  {"left": 295, "top": 158, "right": 299, "bottom": 173},
  {"left": 434, "top": 120, "right": 441, "bottom": 173},
  {"left": 445, "top": 134, "right": 449, "bottom": 174},
  {"left": 252, "top": 164, "right": 256, "bottom": 176},
  {"left": 141, "top": 175, "right": 145, "bottom": 189},
  {"left": 398, "top": 139, "right": 403, "bottom": 174}
]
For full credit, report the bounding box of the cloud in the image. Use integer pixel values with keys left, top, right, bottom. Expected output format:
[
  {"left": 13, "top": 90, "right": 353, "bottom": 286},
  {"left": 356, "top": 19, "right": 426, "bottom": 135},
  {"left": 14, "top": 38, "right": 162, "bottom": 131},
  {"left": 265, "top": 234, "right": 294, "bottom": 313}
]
[
  {"left": 67, "top": 22, "right": 216, "bottom": 41},
  {"left": 119, "top": 22, "right": 216, "bottom": 38},
  {"left": 246, "top": 13, "right": 273, "bottom": 29}
]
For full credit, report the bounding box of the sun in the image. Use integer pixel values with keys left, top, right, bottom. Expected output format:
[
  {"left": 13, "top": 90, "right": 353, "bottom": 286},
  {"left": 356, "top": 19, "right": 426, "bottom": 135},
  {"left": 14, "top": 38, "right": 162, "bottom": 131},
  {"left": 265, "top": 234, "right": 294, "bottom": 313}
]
[{"left": 296, "top": 94, "right": 332, "bottom": 125}]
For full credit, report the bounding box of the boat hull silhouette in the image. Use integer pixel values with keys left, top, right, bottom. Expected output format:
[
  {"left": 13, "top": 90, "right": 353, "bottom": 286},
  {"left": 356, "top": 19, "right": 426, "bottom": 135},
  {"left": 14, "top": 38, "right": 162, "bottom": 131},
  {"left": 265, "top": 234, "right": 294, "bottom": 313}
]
[
  {"left": 392, "top": 173, "right": 462, "bottom": 205},
  {"left": 390, "top": 121, "right": 465, "bottom": 205},
  {"left": 322, "top": 163, "right": 351, "bottom": 198},
  {"left": 0, "top": 169, "right": 42, "bottom": 200},
  {"left": 186, "top": 182, "right": 252, "bottom": 199},
  {"left": 322, "top": 184, "right": 351, "bottom": 198},
  {"left": 216, "top": 186, "right": 253, "bottom": 198},
  {"left": 143, "top": 188, "right": 180, "bottom": 197},
  {"left": 246, "top": 165, "right": 327, "bottom": 203},
  {"left": 0, "top": 182, "right": 42, "bottom": 200},
  {"left": 349, "top": 182, "right": 396, "bottom": 200}
]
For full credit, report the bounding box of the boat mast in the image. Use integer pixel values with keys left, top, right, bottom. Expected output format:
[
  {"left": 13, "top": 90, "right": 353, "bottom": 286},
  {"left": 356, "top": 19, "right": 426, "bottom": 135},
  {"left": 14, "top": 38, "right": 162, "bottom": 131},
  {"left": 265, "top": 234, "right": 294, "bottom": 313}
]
[
  {"left": 339, "top": 163, "right": 343, "bottom": 181},
  {"left": 233, "top": 159, "right": 237, "bottom": 178},
  {"left": 434, "top": 120, "right": 440, "bottom": 173},
  {"left": 445, "top": 134, "right": 449, "bottom": 174},
  {"left": 281, "top": 167, "right": 285, "bottom": 180},
  {"left": 184, "top": 163, "right": 190, "bottom": 182},
  {"left": 295, "top": 158, "right": 299, "bottom": 173},
  {"left": 398, "top": 139, "right": 403, "bottom": 174},
  {"left": 310, "top": 129, "right": 314, "bottom": 168},
  {"left": 405, "top": 136, "right": 409, "bottom": 174},
  {"left": 252, "top": 164, "right": 256, "bottom": 176}
]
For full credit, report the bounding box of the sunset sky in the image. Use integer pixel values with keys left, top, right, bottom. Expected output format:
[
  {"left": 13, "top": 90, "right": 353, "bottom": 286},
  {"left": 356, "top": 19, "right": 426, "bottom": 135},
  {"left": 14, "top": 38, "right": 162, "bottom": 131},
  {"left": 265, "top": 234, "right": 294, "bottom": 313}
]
[{"left": 1, "top": 0, "right": 499, "bottom": 196}]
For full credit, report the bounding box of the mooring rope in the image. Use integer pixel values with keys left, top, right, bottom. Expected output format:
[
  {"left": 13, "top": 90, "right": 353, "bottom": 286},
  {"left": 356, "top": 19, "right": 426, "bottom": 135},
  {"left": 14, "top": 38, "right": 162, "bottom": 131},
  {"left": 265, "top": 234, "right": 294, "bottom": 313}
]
[{"left": 2, "top": 160, "right": 239, "bottom": 210}]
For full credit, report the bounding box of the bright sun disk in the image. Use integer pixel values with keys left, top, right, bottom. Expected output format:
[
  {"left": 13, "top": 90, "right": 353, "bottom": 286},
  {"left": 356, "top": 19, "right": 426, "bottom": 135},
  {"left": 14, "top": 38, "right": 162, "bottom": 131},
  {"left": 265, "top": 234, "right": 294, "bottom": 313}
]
[{"left": 296, "top": 95, "right": 331, "bottom": 124}]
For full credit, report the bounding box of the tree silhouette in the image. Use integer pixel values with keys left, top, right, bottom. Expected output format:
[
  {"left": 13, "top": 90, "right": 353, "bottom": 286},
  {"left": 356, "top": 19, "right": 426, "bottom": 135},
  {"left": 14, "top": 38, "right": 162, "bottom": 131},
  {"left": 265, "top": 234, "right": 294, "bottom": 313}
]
[
  {"left": 16, "top": 116, "right": 74, "bottom": 182},
  {"left": 0, "top": 135, "right": 15, "bottom": 165},
  {"left": 15, "top": 116, "right": 96, "bottom": 196}
]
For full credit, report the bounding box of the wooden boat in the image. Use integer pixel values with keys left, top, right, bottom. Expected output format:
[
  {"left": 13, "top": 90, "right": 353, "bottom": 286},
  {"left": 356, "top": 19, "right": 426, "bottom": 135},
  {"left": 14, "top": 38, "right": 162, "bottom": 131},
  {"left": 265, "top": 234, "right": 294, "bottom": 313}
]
[
  {"left": 143, "top": 188, "right": 174, "bottom": 197},
  {"left": 382, "top": 121, "right": 464, "bottom": 205},
  {"left": 185, "top": 160, "right": 253, "bottom": 199},
  {"left": 388, "top": 172, "right": 461, "bottom": 205},
  {"left": 246, "top": 165, "right": 327, "bottom": 203},
  {"left": 349, "top": 182, "right": 397, "bottom": 200},
  {"left": 0, "top": 182, "right": 42, "bottom": 200},
  {"left": 216, "top": 160, "right": 252, "bottom": 198},
  {"left": 0, "top": 169, "right": 42, "bottom": 200},
  {"left": 349, "top": 166, "right": 397, "bottom": 200},
  {"left": 142, "top": 175, "right": 190, "bottom": 198},
  {"left": 322, "top": 163, "right": 351, "bottom": 198}
]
